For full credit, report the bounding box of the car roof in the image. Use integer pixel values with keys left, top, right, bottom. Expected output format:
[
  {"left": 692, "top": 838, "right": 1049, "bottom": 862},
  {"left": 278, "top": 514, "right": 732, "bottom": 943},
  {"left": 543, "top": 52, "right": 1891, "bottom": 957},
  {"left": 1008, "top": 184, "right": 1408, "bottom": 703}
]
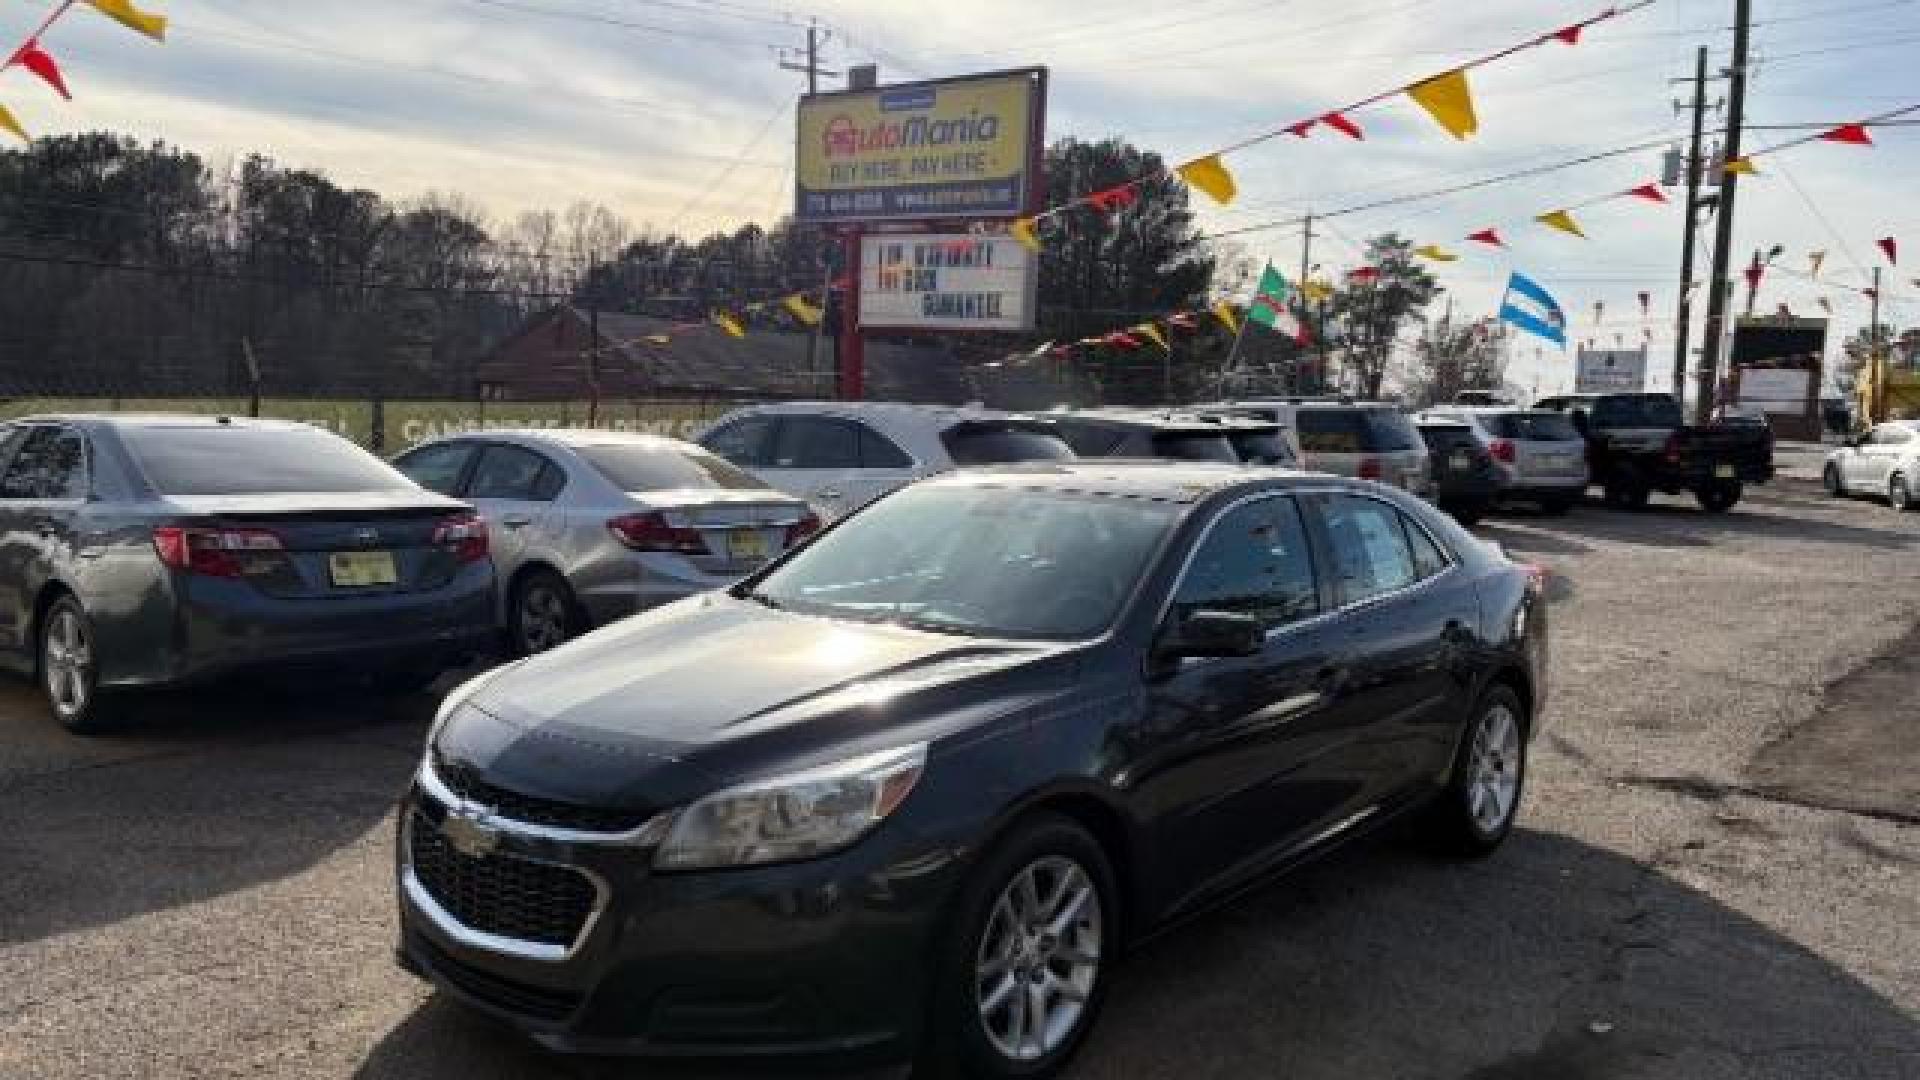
[
  {"left": 439, "top": 428, "right": 703, "bottom": 452},
  {"left": 921, "top": 460, "right": 1352, "bottom": 504},
  {"left": 10, "top": 412, "right": 324, "bottom": 433},
  {"left": 728, "top": 400, "right": 1030, "bottom": 426},
  {"left": 1042, "top": 410, "right": 1240, "bottom": 435},
  {"left": 1221, "top": 399, "right": 1402, "bottom": 410}
]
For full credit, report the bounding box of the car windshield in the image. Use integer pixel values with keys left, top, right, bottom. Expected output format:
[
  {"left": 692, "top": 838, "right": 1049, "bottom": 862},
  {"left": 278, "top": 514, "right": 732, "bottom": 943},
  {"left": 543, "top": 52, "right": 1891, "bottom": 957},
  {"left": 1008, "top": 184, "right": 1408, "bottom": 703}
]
[
  {"left": 1593, "top": 395, "right": 1683, "bottom": 428},
  {"left": 1295, "top": 408, "right": 1420, "bottom": 453},
  {"left": 746, "top": 485, "right": 1178, "bottom": 640},
  {"left": 1487, "top": 412, "right": 1582, "bottom": 441},
  {"left": 123, "top": 425, "right": 412, "bottom": 496},
  {"left": 941, "top": 422, "right": 1075, "bottom": 465},
  {"left": 1150, "top": 432, "right": 1239, "bottom": 462},
  {"left": 1225, "top": 430, "right": 1293, "bottom": 465},
  {"left": 576, "top": 442, "right": 767, "bottom": 491}
]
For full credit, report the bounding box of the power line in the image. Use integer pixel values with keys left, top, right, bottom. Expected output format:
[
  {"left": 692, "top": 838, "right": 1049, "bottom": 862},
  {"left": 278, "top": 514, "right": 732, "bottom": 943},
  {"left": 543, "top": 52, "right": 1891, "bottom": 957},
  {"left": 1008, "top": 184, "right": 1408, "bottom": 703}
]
[{"left": 458, "top": 0, "right": 792, "bottom": 46}]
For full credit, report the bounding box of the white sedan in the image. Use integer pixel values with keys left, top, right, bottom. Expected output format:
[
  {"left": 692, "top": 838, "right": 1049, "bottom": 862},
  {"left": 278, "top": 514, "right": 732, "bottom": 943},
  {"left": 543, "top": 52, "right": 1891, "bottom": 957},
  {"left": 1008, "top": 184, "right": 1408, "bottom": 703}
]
[{"left": 1824, "top": 420, "right": 1920, "bottom": 511}]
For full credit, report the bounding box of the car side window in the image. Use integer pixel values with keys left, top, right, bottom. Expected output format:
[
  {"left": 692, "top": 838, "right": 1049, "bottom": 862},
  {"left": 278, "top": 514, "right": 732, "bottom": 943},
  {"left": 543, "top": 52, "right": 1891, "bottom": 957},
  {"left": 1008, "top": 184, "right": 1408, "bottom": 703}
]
[
  {"left": 702, "top": 416, "right": 776, "bottom": 468},
  {"left": 773, "top": 417, "right": 861, "bottom": 469},
  {"left": 468, "top": 445, "right": 556, "bottom": 501},
  {"left": 393, "top": 441, "right": 476, "bottom": 496},
  {"left": 1403, "top": 514, "right": 1450, "bottom": 580},
  {"left": 858, "top": 425, "right": 913, "bottom": 468},
  {"left": 0, "top": 426, "right": 86, "bottom": 500},
  {"left": 1171, "top": 496, "right": 1318, "bottom": 631},
  {"left": 1317, "top": 494, "right": 1419, "bottom": 605}
]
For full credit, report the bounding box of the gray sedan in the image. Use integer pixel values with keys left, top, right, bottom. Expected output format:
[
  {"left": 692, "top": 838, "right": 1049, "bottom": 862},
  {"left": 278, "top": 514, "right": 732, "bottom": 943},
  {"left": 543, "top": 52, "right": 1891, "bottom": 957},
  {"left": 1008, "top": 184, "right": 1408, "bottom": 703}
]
[
  {"left": 393, "top": 430, "right": 817, "bottom": 654},
  {"left": 0, "top": 414, "right": 496, "bottom": 733}
]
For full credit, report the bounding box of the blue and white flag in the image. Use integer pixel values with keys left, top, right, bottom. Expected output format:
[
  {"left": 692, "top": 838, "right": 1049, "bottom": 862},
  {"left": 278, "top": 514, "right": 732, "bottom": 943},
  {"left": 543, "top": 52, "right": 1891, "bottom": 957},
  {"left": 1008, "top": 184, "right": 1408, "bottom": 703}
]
[{"left": 1498, "top": 271, "right": 1567, "bottom": 347}]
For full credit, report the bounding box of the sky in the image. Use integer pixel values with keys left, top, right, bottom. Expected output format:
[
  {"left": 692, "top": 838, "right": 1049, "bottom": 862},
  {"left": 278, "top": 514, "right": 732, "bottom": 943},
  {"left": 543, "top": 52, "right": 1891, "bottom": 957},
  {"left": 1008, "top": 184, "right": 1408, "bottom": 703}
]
[{"left": 3, "top": 0, "right": 1917, "bottom": 398}]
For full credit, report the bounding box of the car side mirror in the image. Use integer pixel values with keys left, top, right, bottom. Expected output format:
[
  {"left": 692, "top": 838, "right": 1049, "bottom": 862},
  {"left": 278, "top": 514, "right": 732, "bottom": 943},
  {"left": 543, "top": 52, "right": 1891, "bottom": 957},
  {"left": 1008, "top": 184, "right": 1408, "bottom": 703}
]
[{"left": 1156, "top": 609, "right": 1263, "bottom": 664}]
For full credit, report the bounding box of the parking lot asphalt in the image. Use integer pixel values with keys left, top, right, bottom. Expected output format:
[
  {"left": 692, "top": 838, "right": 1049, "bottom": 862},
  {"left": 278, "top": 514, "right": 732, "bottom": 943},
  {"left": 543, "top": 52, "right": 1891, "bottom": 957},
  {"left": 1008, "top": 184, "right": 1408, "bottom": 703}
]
[{"left": 1, "top": 478, "right": 1916, "bottom": 1080}]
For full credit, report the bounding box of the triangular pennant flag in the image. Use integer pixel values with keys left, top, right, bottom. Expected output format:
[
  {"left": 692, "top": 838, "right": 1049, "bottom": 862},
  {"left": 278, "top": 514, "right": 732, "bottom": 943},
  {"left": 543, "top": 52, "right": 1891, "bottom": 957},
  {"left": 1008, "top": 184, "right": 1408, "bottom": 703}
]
[
  {"left": 15, "top": 42, "right": 72, "bottom": 101},
  {"left": 1103, "top": 331, "right": 1142, "bottom": 349},
  {"left": 1285, "top": 119, "right": 1315, "bottom": 138},
  {"left": 1878, "top": 236, "right": 1898, "bottom": 265},
  {"left": 1818, "top": 123, "right": 1873, "bottom": 146},
  {"left": 1086, "top": 184, "right": 1138, "bottom": 213},
  {"left": 1535, "top": 210, "right": 1586, "bottom": 239},
  {"left": 1552, "top": 23, "right": 1583, "bottom": 44},
  {"left": 0, "top": 104, "right": 26, "bottom": 143},
  {"left": 1468, "top": 228, "right": 1504, "bottom": 248},
  {"left": 1009, "top": 217, "right": 1041, "bottom": 253},
  {"left": 1167, "top": 311, "right": 1199, "bottom": 331},
  {"left": 88, "top": 0, "right": 167, "bottom": 41},
  {"left": 1413, "top": 244, "right": 1458, "bottom": 262},
  {"left": 1212, "top": 301, "right": 1240, "bottom": 334},
  {"left": 1809, "top": 250, "right": 1827, "bottom": 278},
  {"left": 1300, "top": 279, "right": 1334, "bottom": 303},
  {"left": 712, "top": 312, "right": 746, "bottom": 339},
  {"left": 1175, "top": 154, "right": 1237, "bottom": 206},
  {"left": 1322, "top": 112, "right": 1363, "bottom": 140},
  {"left": 1134, "top": 323, "right": 1169, "bottom": 351},
  {"left": 1627, "top": 183, "right": 1667, "bottom": 204},
  {"left": 782, "top": 294, "right": 823, "bottom": 327},
  {"left": 1406, "top": 69, "right": 1478, "bottom": 140},
  {"left": 1723, "top": 156, "right": 1758, "bottom": 176},
  {"left": 1348, "top": 266, "right": 1380, "bottom": 283}
]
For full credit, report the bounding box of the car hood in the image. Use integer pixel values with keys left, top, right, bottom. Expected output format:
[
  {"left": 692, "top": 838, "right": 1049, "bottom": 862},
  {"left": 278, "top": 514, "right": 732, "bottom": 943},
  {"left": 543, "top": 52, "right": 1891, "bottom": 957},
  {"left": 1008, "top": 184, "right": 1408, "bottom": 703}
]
[{"left": 438, "top": 593, "right": 1076, "bottom": 814}]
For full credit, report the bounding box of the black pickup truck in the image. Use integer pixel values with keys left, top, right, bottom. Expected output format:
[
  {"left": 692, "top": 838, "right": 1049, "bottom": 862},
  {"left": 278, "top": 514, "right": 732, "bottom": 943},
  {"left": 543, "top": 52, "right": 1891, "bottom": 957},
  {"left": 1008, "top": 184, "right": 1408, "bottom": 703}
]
[{"left": 1534, "top": 392, "right": 1775, "bottom": 512}]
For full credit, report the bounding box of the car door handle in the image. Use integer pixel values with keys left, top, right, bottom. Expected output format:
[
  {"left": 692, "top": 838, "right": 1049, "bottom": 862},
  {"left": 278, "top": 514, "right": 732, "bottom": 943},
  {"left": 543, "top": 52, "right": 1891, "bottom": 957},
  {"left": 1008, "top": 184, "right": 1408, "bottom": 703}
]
[
  {"left": 501, "top": 513, "right": 532, "bottom": 529},
  {"left": 814, "top": 488, "right": 843, "bottom": 501}
]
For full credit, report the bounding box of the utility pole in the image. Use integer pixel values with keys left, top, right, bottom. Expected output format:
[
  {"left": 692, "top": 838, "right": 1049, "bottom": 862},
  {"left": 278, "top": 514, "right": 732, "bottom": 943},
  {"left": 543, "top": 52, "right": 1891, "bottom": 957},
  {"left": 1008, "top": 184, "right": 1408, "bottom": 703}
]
[
  {"left": 779, "top": 20, "right": 838, "bottom": 95},
  {"left": 1868, "top": 265, "right": 1884, "bottom": 423},
  {"left": 1672, "top": 46, "right": 1708, "bottom": 402},
  {"left": 1292, "top": 212, "right": 1315, "bottom": 393},
  {"left": 1696, "top": 0, "right": 1752, "bottom": 423}
]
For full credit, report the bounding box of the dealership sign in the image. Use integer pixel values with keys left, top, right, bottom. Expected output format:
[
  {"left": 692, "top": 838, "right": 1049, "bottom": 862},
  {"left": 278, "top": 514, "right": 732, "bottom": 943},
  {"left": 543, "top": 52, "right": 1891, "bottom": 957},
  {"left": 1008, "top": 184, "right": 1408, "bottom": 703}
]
[
  {"left": 1574, "top": 346, "right": 1647, "bottom": 393},
  {"left": 859, "top": 234, "right": 1037, "bottom": 331},
  {"left": 796, "top": 69, "right": 1044, "bottom": 223}
]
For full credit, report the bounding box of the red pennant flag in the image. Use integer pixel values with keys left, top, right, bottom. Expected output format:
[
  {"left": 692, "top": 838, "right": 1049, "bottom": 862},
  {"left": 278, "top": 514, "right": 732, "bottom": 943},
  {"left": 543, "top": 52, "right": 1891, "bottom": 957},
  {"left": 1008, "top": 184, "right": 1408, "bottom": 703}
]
[
  {"left": 14, "top": 40, "right": 71, "bottom": 100},
  {"left": 1819, "top": 123, "right": 1873, "bottom": 146},
  {"left": 1322, "top": 112, "right": 1363, "bottom": 140},
  {"left": 1285, "top": 119, "right": 1315, "bottom": 138},
  {"left": 1878, "top": 236, "right": 1898, "bottom": 265},
  {"left": 1102, "top": 331, "right": 1141, "bottom": 349},
  {"left": 1745, "top": 253, "right": 1765, "bottom": 292},
  {"left": 1626, "top": 183, "right": 1667, "bottom": 204},
  {"left": 1467, "top": 228, "right": 1504, "bottom": 248},
  {"left": 1348, "top": 266, "right": 1380, "bottom": 283},
  {"left": 1551, "top": 24, "right": 1583, "bottom": 45},
  {"left": 1086, "top": 184, "right": 1138, "bottom": 213}
]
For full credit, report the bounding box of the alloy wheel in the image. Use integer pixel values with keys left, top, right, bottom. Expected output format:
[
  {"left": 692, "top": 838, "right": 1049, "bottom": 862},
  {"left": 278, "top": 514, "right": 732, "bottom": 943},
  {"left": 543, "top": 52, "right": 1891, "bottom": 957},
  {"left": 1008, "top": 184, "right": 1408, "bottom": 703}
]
[
  {"left": 517, "top": 584, "right": 571, "bottom": 653},
  {"left": 43, "top": 607, "right": 93, "bottom": 719},
  {"left": 1466, "top": 703, "right": 1522, "bottom": 834},
  {"left": 975, "top": 855, "right": 1103, "bottom": 1063}
]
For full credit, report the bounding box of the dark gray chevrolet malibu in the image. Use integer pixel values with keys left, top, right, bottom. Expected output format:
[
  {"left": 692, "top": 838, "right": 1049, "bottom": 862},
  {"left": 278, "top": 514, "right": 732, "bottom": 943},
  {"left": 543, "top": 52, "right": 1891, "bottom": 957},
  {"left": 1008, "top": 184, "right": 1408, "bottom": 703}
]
[{"left": 0, "top": 414, "right": 496, "bottom": 732}]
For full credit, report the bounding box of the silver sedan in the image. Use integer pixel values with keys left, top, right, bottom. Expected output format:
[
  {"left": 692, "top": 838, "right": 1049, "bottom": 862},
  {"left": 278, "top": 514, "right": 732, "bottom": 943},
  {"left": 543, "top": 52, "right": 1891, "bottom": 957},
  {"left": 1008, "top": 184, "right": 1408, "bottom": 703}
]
[{"left": 394, "top": 430, "right": 817, "bottom": 654}]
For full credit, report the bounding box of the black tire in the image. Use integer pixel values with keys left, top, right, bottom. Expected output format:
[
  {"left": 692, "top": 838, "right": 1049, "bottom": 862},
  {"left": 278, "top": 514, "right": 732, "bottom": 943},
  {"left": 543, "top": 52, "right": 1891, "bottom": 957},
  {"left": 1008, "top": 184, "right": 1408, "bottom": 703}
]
[
  {"left": 1823, "top": 464, "right": 1847, "bottom": 498},
  {"left": 39, "top": 594, "right": 119, "bottom": 736},
  {"left": 1891, "top": 473, "right": 1915, "bottom": 513},
  {"left": 1695, "top": 479, "right": 1743, "bottom": 513},
  {"left": 1603, "top": 469, "right": 1649, "bottom": 511},
  {"left": 922, "top": 813, "right": 1117, "bottom": 1080},
  {"left": 1537, "top": 494, "right": 1576, "bottom": 516},
  {"left": 1424, "top": 685, "right": 1529, "bottom": 857},
  {"left": 508, "top": 569, "right": 582, "bottom": 656}
]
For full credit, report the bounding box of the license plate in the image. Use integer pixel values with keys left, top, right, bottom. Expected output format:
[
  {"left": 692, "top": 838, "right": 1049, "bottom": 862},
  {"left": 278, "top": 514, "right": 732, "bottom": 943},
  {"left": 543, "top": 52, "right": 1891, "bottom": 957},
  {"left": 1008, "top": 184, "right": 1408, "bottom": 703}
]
[
  {"left": 328, "top": 550, "right": 397, "bottom": 587},
  {"left": 726, "top": 530, "right": 769, "bottom": 561},
  {"left": 1714, "top": 464, "right": 1735, "bottom": 478},
  {"left": 1450, "top": 451, "right": 1472, "bottom": 471}
]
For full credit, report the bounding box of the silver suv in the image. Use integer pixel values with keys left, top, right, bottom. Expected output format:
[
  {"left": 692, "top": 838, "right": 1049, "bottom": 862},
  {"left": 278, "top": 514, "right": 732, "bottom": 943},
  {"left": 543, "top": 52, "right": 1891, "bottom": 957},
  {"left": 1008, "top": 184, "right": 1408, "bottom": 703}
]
[
  {"left": 1212, "top": 399, "right": 1432, "bottom": 497},
  {"left": 1417, "top": 407, "right": 1588, "bottom": 513}
]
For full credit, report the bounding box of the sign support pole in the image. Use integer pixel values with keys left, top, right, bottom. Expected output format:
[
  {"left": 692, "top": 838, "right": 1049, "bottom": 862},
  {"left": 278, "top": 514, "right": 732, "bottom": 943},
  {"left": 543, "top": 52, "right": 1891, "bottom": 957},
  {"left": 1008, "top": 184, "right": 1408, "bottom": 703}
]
[{"left": 839, "top": 229, "right": 865, "bottom": 400}]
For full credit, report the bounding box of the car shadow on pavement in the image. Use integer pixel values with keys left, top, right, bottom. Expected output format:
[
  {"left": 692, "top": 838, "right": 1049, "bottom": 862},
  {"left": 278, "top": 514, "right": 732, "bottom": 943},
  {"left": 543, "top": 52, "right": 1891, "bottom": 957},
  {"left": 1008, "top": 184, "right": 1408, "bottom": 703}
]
[
  {"left": 1501, "top": 488, "right": 1920, "bottom": 553},
  {"left": 0, "top": 679, "right": 440, "bottom": 946},
  {"left": 352, "top": 828, "right": 1918, "bottom": 1080}
]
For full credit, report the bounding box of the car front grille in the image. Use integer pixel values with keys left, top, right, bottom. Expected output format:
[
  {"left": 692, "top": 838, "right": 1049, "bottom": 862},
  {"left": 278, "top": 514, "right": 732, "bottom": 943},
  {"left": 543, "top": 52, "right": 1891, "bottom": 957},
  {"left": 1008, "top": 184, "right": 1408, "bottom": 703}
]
[
  {"left": 407, "top": 814, "right": 597, "bottom": 949},
  {"left": 433, "top": 758, "right": 650, "bottom": 834}
]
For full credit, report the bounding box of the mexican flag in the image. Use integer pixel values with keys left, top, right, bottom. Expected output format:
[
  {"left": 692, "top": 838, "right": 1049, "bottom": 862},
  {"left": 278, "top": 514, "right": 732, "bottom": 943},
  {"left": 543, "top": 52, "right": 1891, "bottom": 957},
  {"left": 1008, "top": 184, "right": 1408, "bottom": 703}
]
[{"left": 1247, "top": 265, "right": 1311, "bottom": 345}]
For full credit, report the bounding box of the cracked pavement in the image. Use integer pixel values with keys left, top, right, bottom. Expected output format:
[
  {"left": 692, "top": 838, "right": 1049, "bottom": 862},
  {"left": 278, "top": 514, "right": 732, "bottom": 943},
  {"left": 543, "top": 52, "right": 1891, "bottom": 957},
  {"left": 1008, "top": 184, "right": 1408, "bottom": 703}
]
[{"left": 0, "top": 475, "right": 1915, "bottom": 1079}]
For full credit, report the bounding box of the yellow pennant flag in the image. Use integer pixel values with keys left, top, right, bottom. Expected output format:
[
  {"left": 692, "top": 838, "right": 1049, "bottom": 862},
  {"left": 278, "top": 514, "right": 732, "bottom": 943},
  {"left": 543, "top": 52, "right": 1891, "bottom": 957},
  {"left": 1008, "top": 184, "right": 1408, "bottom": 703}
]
[
  {"left": 1300, "top": 279, "right": 1334, "bottom": 303},
  {"left": 1536, "top": 210, "right": 1587, "bottom": 239},
  {"left": 1175, "top": 154, "right": 1237, "bottom": 206},
  {"left": 712, "top": 312, "right": 746, "bottom": 339},
  {"left": 782, "top": 294, "right": 823, "bottom": 326},
  {"left": 1406, "top": 69, "right": 1478, "bottom": 140},
  {"left": 89, "top": 0, "right": 168, "bottom": 41},
  {"left": 1723, "top": 156, "right": 1758, "bottom": 176},
  {"left": 1009, "top": 217, "right": 1041, "bottom": 253},
  {"left": 1135, "top": 323, "right": 1169, "bottom": 351},
  {"left": 1212, "top": 301, "right": 1240, "bottom": 334},
  {"left": 1413, "top": 244, "right": 1458, "bottom": 262},
  {"left": 0, "top": 104, "right": 27, "bottom": 144}
]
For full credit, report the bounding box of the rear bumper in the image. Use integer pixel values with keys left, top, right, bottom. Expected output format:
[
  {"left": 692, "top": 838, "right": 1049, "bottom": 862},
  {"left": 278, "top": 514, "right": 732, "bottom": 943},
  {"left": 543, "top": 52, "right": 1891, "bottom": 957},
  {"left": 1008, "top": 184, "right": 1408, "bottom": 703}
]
[{"left": 576, "top": 557, "right": 754, "bottom": 628}]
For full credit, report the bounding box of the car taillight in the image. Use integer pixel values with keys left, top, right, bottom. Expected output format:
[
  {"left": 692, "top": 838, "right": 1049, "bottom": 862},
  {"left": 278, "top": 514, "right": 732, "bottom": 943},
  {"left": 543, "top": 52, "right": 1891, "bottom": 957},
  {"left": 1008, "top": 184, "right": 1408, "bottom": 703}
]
[
  {"left": 152, "top": 526, "right": 284, "bottom": 579},
  {"left": 432, "top": 513, "right": 490, "bottom": 563},
  {"left": 608, "top": 512, "right": 707, "bottom": 554},
  {"left": 785, "top": 512, "right": 822, "bottom": 547},
  {"left": 1490, "top": 438, "right": 1517, "bottom": 463},
  {"left": 1664, "top": 433, "right": 1682, "bottom": 465},
  {"left": 1358, "top": 456, "right": 1382, "bottom": 480}
]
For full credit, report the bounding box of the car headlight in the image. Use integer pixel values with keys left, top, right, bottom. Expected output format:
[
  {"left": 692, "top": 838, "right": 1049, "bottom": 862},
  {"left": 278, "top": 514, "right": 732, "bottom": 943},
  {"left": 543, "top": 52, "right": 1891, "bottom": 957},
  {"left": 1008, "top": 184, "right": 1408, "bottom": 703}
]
[{"left": 654, "top": 744, "right": 927, "bottom": 870}]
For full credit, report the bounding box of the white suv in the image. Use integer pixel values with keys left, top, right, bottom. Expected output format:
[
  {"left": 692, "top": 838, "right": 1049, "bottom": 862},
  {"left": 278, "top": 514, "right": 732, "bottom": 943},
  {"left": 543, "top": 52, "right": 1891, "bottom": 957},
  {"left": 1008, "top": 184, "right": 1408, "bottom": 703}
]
[
  {"left": 1210, "top": 399, "right": 1433, "bottom": 497},
  {"left": 697, "top": 402, "right": 1074, "bottom": 520}
]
